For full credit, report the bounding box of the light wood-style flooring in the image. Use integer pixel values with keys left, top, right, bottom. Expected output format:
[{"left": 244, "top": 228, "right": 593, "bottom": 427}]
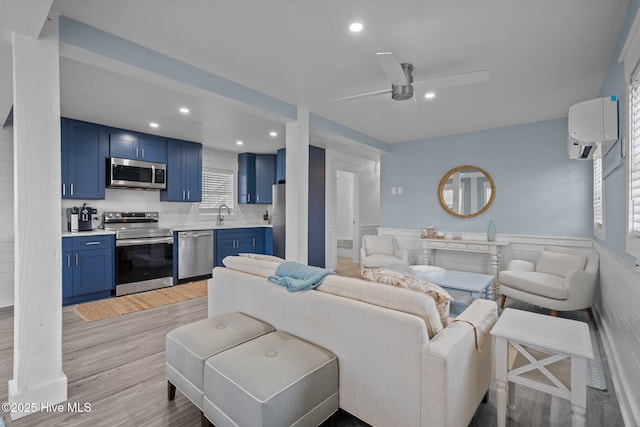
[{"left": 0, "top": 259, "right": 623, "bottom": 426}]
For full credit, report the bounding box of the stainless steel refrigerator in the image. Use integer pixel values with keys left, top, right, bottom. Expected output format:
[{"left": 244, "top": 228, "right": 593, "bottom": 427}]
[{"left": 272, "top": 184, "right": 285, "bottom": 258}]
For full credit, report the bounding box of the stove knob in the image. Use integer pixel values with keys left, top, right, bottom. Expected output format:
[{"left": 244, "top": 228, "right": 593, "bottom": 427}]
[{"left": 106, "top": 213, "right": 113, "bottom": 218}]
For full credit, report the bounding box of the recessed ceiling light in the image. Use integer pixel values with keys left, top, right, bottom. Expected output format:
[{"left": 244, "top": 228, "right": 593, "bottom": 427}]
[
  {"left": 424, "top": 92, "right": 436, "bottom": 99},
  {"left": 269, "top": 131, "right": 278, "bottom": 137},
  {"left": 236, "top": 140, "right": 244, "bottom": 145},
  {"left": 179, "top": 107, "right": 190, "bottom": 114},
  {"left": 349, "top": 22, "right": 363, "bottom": 33},
  {"left": 149, "top": 122, "right": 159, "bottom": 128}
]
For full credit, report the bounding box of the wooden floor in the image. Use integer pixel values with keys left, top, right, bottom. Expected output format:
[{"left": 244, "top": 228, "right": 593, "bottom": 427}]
[{"left": 0, "top": 259, "right": 623, "bottom": 426}]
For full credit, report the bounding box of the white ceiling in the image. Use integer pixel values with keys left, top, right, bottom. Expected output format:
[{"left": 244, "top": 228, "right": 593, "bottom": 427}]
[{"left": 15, "top": 1, "right": 634, "bottom": 153}]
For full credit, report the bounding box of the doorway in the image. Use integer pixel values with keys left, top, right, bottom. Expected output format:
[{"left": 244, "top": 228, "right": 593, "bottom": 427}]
[{"left": 336, "top": 170, "right": 357, "bottom": 262}]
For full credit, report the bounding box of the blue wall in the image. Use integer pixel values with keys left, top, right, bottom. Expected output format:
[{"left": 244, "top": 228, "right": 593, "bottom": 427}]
[
  {"left": 380, "top": 118, "right": 593, "bottom": 237},
  {"left": 598, "top": 0, "right": 640, "bottom": 266}
]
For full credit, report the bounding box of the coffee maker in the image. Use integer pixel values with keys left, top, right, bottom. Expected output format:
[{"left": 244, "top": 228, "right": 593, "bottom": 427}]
[{"left": 68, "top": 204, "right": 96, "bottom": 232}]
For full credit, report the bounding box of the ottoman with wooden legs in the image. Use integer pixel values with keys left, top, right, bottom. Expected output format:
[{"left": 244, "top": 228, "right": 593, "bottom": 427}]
[
  {"left": 166, "top": 312, "right": 275, "bottom": 423},
  {"left": 202, "top": 331, "right": 339, "bottom": 427}
]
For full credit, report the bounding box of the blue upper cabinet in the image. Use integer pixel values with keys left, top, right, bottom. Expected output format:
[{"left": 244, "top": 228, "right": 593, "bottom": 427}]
[
  {"left": 238, "top": 153, "right": 275, "bottom": 204},
  {"left": 255, "top": 154, "right": 276, "bottom": 204},
  {"left": 108, "top": 128, "right": 167, "bottom": 163},
  {"left": 276, "top": 148, "right": 286, "bottom": 183},
  {"left": 161, "top": 139, "right": 202, "bottom": 202},
  {"left": 61, "top": 118, "right": 108, "bottom": 200},
  {"left": 238, "top": 153, "right": 256, "bottom": 204}
]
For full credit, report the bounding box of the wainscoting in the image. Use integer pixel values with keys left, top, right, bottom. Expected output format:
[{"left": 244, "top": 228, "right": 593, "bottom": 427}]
[{"left": 594, "top": 242, "right": 640, "bottom": 426}]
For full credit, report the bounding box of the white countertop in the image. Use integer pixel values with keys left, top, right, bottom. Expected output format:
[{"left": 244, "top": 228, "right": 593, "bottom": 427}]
[
  {"left": 62, "top": 230, "right": 116, "bottom": 237},
  {"left": 169, "top": 223, "right": 272, "bottom": 232}
]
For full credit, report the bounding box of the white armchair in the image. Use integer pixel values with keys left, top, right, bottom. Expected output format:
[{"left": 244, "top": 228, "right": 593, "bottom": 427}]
[
  {"left": 360, "top": 235, "right": 409, "bottom": 268},
  {"left": 499, "top": 246, "right": 599, "bottom": 318}
]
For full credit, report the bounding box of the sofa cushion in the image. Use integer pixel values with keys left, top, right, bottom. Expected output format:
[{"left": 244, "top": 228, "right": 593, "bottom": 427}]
[
  {"left": 317, "top": 275, "right": 444, "bottom": 338},
  {"left": 222, "top": 256, "right": 281, "bottom": 277},
  {"left": 535, "top": 250, "right": 586, "bottom": 278},
  {"left": 365, "top": 236, "right": 395, "bottom": 256},
  {"left": 238, "top": 253, "right": 285, "bottom": 263},
  {"left": 360, "top": 268, "right": 452, "bottom": 329},
  {"left": 499, "top": 270, "right": 568, "bottom": 300}
]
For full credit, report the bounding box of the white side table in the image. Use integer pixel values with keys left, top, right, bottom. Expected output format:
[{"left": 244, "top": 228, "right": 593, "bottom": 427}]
[{"left": 490, "top": 309, "right": 594, "bottom": 427}]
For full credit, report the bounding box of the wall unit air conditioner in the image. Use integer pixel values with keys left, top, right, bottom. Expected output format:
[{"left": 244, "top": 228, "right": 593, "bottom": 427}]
[{"left": 567, "top": 96, "right": 618, "bottom": 160}]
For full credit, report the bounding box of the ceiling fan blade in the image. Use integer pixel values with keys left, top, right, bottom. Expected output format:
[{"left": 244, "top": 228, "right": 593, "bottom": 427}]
[
  {"left": 414, "top": 70, "right": 490, "bottom": 90},
  {"left": 377, "top": 52, "right": 408, "bottom": 86},
  {"left": 332, "top": 88, "right": 392, "bottom": 102}
]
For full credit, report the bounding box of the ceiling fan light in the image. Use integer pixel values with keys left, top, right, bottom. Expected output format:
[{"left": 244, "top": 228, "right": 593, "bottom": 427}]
[
  {"left": 391, "top": 84, "right": 413, "bottom": 101},
  {"left": 425, "top": 92, "right": 436, "bottom": 99}
]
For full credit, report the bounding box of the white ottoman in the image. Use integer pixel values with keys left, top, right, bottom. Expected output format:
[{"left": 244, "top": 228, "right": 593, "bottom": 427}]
[
  {"left": 166, "top": 312, "right": 275, "bottom": 411},
  {"left": 203, "top": 331, "right": 339, "bottom": 427}
]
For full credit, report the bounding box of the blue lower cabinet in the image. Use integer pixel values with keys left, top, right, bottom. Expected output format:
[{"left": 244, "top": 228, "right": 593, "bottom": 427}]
[
  {"left": 214, "top": 228, "right": 272, "bottom": 267},
  {"left": 265, "top": 228, "right": 273, "bottom": 255},
  {"left": 62, "top": 235, "right": 115, "bottom": 305}
]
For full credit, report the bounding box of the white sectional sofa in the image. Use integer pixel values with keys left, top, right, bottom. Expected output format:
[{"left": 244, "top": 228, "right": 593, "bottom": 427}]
[{"left": 208, "top": 257, "right": 498, "bottom": 427}]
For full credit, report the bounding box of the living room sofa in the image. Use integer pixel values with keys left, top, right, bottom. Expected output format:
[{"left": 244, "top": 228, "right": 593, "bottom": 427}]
[{"left": 208, "top": 257, "right": 498, "bottom": 427}]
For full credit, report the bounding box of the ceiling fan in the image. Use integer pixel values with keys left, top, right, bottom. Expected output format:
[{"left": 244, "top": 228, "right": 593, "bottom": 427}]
[{"left": 334, "top": 52, "right": 490, "bottom": 102}]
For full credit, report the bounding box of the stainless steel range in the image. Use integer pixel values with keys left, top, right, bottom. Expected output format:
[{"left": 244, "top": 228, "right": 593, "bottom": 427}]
[{"left": 104, "top": 211, "right": 174, "bottom": 296}]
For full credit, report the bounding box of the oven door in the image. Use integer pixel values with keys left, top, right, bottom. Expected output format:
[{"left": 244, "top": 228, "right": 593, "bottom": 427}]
[{"left": 115, "top": 236, "right": 173, "bottom": 296}]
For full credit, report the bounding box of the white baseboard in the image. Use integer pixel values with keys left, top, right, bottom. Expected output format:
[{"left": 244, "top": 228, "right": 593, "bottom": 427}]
[
  {"left": 0, "top": 291, "right": 13, "bottom": 308},
  {"left": 8, "top": 375, "right": 67, "bottom": 420}
]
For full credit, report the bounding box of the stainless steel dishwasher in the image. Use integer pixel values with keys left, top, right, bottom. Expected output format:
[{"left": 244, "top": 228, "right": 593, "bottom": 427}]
[{"left": 178, "top": 230, "right": 214, "bottom": 282}]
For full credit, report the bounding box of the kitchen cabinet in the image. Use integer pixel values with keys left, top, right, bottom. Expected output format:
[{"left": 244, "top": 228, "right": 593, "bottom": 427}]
[
  {"left": 238, "top": 153, "right": 276, "bottom": 204},
  {"left": 61, "top": 118, "right": 108, "bottom": 200},
  {"left": 276, "top": 148, "right": 286, "bottom": 183},
  {"left": 214, "top": 228, "right": 272, "bottom": 267},
  {"left": 161, "top": 139, "right": 202, "bottom": 202},
  {"left": 108, "top": 129, "right": 167, "bottom": 163},
  {"left": 62, "top": 235, "right": 115, "bottom": 305}
]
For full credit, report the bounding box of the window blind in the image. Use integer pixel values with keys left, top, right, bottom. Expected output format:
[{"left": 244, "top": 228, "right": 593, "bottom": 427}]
[
  {"left": 631, "top": 77, "right": 640, "bottom": 236},
  {"left": 593, "top": 144, "right": 603, "bottom": 228},
  {"left": 200, "top": 169, "right": 234, "bottom": 212}
]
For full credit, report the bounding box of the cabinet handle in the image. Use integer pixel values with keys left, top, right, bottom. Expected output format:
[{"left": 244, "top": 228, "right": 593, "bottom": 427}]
[
  {"left": 85, "top": 241, "right": 101, "bottom": 246},
  {"left": 248, "top": 194, "right": 251, "bottom": 202},
  {"left": 136, "top": 147, "right": 139, "bottom": 158},
  {"left": 67, "top": 254, "right": 71, "bottom": 267},
  {"left": 187, "top": 190, "right": 190, "bottom": 200},
  {"left": 141, "top": 148, "right": 145, "bottom": 159},
  {"left": 182, "top": 190, "right": 186, "bottom": 200},
  {"left": 62, "top": 184, "right": 66, "bottom": 196},
  {"left": 75, "top": 254, "right": 79, "bottom": 266},
  {"left": 70, "top": 184, "right": 74, "bottom": 196},
  {"left": 257, "top": 194, "right": 259, "bottom": 203},
  {"left": 252, "top": 238, "right": 256, "bottom": 247}
]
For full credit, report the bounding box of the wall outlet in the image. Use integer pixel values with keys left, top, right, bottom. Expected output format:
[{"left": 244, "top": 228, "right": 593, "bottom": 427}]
[{"left": 397, "top": 186, "right": 403, "bottom": 194}]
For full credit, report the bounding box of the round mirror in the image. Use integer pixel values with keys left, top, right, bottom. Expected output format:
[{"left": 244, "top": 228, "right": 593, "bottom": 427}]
[{"left": 437, "top": 165, "right": 495, "bottom": 218}]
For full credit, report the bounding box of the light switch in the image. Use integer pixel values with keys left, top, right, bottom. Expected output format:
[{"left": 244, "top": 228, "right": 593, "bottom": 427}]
[
  {"left": 391, "top": 187, "right": 397, "bottom": 195},
  {"left": 397, "top": 187, "right": 403, "bottom": 194}
]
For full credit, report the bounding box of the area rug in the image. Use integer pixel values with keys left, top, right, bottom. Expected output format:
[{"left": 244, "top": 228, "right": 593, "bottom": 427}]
[
  {"left": 501, "top": 299, "right": 607, "bottom": 391},
  {"left": 73, "top": 281, "right": 207, "bottom": 322}
]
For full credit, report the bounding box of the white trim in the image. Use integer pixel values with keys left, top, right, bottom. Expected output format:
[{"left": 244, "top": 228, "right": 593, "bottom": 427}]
[
  {"left": 0, "top": 291, "right": 13, "bottom": 308},
  {"left": 8, "top": 375, "right": 68, "bottom": 420}
]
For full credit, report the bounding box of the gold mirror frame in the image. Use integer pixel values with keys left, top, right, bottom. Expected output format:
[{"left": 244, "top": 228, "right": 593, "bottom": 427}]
[{"left": 437, "top": 165, "right": 495, "bottom": 218}]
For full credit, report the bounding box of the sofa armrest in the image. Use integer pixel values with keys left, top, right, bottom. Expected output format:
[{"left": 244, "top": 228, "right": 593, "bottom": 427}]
[
  {"left": 506, "top": 259, "right": 536, "bottom": 271},
  {"left": 421, "top": 299, "right": 498, "bottom": 427}
]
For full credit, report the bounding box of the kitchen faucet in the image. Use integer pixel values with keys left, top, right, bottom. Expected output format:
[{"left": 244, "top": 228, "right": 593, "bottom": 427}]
[{"left": 217, "top": 204, "right": 231, "bottom": 226}]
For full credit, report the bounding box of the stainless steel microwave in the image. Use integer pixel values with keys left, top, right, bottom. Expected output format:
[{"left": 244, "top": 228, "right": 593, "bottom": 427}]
[{"left": 107, "top": 157, "right": 167, "bottom": 190}]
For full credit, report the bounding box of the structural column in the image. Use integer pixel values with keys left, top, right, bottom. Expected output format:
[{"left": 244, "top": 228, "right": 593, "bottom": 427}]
[
  {"left": 9, "top": 18, "right": 67, "bottom": 419},
  {"left": 285, "top": 107, "right": 309, "bottom": 264}
]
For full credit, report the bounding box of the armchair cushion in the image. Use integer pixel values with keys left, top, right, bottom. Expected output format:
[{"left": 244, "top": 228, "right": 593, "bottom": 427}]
[
  {"left": 499, "top": 270, "right": 568, "bottom": 300},
  {"left": 364, "top": 236, "right": 395, "bottom": 256},
  {"left": 535, "top": 250, "right": 586, "bottom": 278}
]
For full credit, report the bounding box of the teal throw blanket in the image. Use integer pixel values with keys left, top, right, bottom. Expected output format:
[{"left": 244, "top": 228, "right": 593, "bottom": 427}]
[{"left": 267, "top": 262, "right": 334, "bottom": 292}]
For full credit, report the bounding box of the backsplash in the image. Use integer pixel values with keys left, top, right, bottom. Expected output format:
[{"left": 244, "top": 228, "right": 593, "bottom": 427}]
[{"left": 61, "top": 188, "right": 271, "bottom": 231}]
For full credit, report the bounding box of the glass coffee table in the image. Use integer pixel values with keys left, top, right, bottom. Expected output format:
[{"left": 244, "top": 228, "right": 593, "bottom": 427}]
[{"left": 384, "top": 264, "right": 495, "bottom": 316}]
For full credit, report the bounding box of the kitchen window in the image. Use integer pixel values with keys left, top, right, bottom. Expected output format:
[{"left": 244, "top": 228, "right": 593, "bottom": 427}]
[{"left": 199, "top": 168, "right": 235, "bottom": 215}]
